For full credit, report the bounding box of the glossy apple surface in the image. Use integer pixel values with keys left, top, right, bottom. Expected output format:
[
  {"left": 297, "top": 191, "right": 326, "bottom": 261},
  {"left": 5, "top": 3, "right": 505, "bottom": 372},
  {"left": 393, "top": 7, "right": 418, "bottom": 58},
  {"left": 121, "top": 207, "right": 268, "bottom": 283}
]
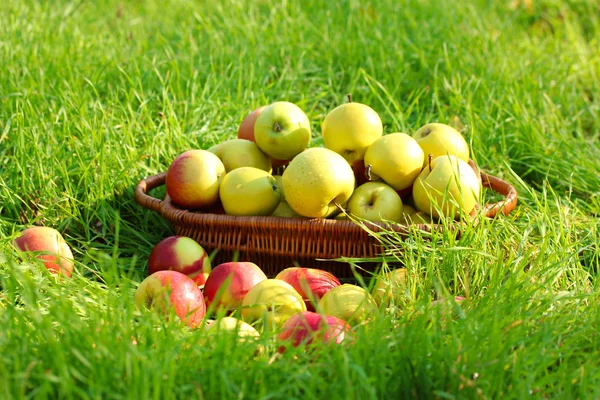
[
  {"left": 165, "top": 149, "right": 225, "bottom": 210},
  {"left": 346, "top": 182, "right": 404, "bottom": 223},
  {"left": 412, "top": 123, "right": 470, "bottom": 166},
  {"left": 219, "top": 167, "right": 281, "bottom": 216},
  {"left": 147, "top": 236, "right": 211, "bottom": 286},
  {"left": 13, "top": 226, "right": 74, "bottom": 277},
  {"left": 238, "top": 106, "right": 267, "bottom": 142},
  {"left": 203, "top": 262, "right": 268, "bottom": 312},
  {"left": 241, "top": 279, "right": 306, "bottom": 330},
  {"left": 277, "top": 311, "right": 352, "bottom": 352},
  {"left": 208, "top": 139, "right": 272, "bottom": 173},
  {"left": 275, "top": 267, "right": 341, "bottom": 311},
  {"left": 317, "top": 284, "right": 378, "bottom": 325},
  {"left": 134, "top": 270, "right": 206, "bottom": 328}
]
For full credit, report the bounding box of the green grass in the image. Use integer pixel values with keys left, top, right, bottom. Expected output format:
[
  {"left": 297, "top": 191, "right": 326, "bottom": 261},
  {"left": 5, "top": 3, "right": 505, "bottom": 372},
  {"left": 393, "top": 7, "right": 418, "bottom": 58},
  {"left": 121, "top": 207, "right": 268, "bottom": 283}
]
[{"left": 1, "top": 0, "right": 600, "bottom": 398}]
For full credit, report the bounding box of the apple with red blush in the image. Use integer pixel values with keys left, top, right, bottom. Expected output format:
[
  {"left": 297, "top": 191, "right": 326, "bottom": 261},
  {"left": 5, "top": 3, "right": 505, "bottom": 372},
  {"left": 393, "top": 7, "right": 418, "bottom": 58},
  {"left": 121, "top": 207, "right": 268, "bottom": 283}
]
[
  {"left": 277, "top": 311, "right": 352, "bottom": 353},
  {"left": 13, "top": 226, "right": 75, "bottom": 277},
  {"left": 275, "top": 267, "right": 341, "bottom": 311},
  {"left": 147, "top": 236, "right": 212, "bottom": 286},
  {"left": 203, "top": 261, "right": 267, "bottom": 312}
]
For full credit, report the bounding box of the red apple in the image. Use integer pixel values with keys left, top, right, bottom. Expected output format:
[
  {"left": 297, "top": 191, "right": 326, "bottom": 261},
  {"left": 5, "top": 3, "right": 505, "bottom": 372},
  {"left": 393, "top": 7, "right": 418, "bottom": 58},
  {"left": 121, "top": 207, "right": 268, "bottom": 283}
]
[
  {"left": 147, "top": 236, "right": 212, "bottom": 286},
  {"left": 275, "top": 267, "right": 341, "bottom": 311},
  {"left": 203, "top": 262, "right": 267, "bottom": 312},
  {"left": 165, "top": 149, "right": 225, "bottom": 210},
  {"left": 13, "top": 226, "right": 74, "bottom": 277},
  {"left": 352, "top": 161, "right": 370, "bottom": 187},
  {"left": 237, "top": 105, "right": 291, "bottom": 171},
  {"left": 238, "top": 106, "right": 267, "bottom": 142},
  {"left": 134, "top": 270, "right": 206, "bottom": 328},
  {"left": 277, "top": 311, "right": 352, "bottom": 352}
]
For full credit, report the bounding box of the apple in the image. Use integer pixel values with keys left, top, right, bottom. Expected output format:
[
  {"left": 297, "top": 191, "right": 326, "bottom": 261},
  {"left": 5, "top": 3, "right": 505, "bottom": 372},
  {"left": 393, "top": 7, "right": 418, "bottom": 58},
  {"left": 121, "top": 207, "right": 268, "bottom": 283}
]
[
  {"left": 203, "top": 262, "right": 268, "bottom": 312},
  {"left": 400, "top": 205, "right": 433, "bottom": 225},
  {"left": 241, "top": 279, "right": 306, "bottom": 330},
  {"left": 346, "top": 182, "right": 404, "bottom": 223},
  {"left": 238, "top": 106, "right": 267, "bottom": 142},
  {"left": 371, "top": 268, "right": 408, "bottom": 306},
  {"left": 321, "top": 99, "right": 383, "bottom": 165},
  {"left": 317, "top": 284, "right": 378, "bottom": 325},
  {"left": 275, "top": 267, "right": 341, "bottom": 311},
  {"left": 208, "top": 139, "right": 272, "bottom": 173},
  {"left": 219, "top": 167, "right": 281, "bottom": 216},
  {"left": 412, "top": 123, "right": 470, "bottom": 166},
  {"left": 364, "top": 132, "right": 424, "bottom": 191},
  {"left": 134, "top": 270, "right": 206, "bottom": 328},
  {"left": 277, "top": 311, "right": 352, "bottom": 352},
  {"left": 412, "top": 155, "right": 482, "bottom": 219},
  {"left": 271, "top": 202, "right": 304, "bottom": 218},
  {"left": 282, "top": 147, "right": 355, "bottom": 218},
  {"left": 254, "top": 101, "right": 311, "bottom": 161},
  {"left": 147, "top": 236, "right": 212, "bottom": 286},
  {"left": 204, "top": 316, "right": 260, "bottom": 341},
  {"left": 13, "top": 226, "right": 75, "bottom": 277},
  {"left": 352, "top": 161, "right": 371, "bottom": 187},
  {"left": 166, "top": 149, "right": 226, "bottom": 210}
]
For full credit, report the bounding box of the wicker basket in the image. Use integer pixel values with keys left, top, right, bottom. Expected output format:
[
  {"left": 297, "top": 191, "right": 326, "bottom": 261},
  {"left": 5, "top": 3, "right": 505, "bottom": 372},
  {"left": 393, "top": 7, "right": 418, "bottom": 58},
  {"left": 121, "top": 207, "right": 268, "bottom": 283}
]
[{"left": 134, "top": 160, "right": 518, "bottom": 278}]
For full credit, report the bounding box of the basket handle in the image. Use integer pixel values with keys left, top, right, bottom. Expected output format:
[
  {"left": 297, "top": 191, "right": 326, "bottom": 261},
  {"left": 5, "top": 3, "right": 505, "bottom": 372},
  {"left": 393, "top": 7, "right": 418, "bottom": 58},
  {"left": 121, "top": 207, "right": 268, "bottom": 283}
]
[
  {"left": 134, "top": 172, "right": 167, "bottom": 214},
  {"left": 480, "top": 170, "right": 518, "bottom": 218}
]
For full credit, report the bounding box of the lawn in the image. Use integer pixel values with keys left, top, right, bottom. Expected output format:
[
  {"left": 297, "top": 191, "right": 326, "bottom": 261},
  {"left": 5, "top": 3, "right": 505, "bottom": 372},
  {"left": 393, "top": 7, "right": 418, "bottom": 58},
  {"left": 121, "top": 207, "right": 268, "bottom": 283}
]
[{"left": 1, "top": 0, "right": 600, "bottom": 398}]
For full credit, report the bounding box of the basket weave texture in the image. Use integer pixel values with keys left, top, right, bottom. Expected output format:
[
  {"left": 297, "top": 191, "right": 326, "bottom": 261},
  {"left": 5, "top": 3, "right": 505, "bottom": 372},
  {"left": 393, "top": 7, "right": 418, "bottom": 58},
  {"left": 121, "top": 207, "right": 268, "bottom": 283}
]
[{"left": 134, "top": 161, "right": 518, "bottom": 278}]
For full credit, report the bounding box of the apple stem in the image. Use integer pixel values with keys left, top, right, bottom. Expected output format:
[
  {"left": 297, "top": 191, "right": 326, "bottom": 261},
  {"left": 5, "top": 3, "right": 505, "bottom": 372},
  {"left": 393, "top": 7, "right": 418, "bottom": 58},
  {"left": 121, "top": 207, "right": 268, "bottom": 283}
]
[
  {"left": 365, "top": 164, "right": 372, "bottom": 181},
  {"left": 274, "top": 122, "right": 283, "bottom": 132},
  {"left": 346, "top": 93, "right": 352, "bottom": 103},
  {"left": 428, "top": 154, "right": 433, "bottom": 172}
]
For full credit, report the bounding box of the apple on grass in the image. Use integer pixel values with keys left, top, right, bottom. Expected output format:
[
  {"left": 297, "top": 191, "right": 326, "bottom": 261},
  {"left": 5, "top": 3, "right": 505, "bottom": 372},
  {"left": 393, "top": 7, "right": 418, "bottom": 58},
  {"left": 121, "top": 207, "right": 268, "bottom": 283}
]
[
  {"left": 275, "top": 267, "right": 341, "bottom": 311},
  {"left": 166, "top": 149, "right": 226, "bottom": 210},
  {"left": 371, "top": 268, "right": 408, "bottom": 306},
  {"left": 364, "top": 132, "right": 424, "bottom": 191},
  {"left": 412, "top": 155, "right": 482, "bottom": 219},
  {"left": 412, "top": 123, "right": 470, "bottom": 167},
  {"left": 203, "top": 262, "right": 268, "bottom": 313},
  {"left": 147, "top": 236, "right": 212, "bottom": 286},
  {"left": 219, "top": 167, "right": 281, "bottom": 216},
  {"left": 317, "top": 284, "right": 378, "bottom": 325},
  {"left": 321, "top": 96, "right": 383, "bottom": 166},
  {"left": 277, "top": 311, "right": 352, "bottom": 353},
  {"left": 282, "top": 147, "right": 355, "bottom": 218},
  {"left": 346, "top": 182, "right": 404, "bottom": 223},
  {"left": 241, "top": 279, "right": 307, "bottom": 331},
  {"left": 254, "top": 101, "right": 311, "bottom": 161},
  {"left": 13, "top": 226, "right": 75, "bottom": 277},
  {"left": 134, "top": 270, "right": 206, "bottom": 328},
  {"left": 204, "top": 316, "right": 260, "bottom": 341}
]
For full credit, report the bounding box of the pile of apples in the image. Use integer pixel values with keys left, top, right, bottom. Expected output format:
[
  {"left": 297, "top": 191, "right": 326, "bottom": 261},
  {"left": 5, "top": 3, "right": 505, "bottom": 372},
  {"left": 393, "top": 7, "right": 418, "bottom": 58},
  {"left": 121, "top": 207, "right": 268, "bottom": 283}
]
[
  {"left": 165, "top": 96, "right": 483, "bottom": 224},
  {"left": 133, "top": 234, "right": 413, "bottom": 350}
]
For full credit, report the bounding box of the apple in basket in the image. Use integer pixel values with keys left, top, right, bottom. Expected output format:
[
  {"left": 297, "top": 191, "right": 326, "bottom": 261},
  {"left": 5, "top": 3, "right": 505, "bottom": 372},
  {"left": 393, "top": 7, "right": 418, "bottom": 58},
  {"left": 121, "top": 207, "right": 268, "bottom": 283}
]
[
  {"left": 345, "top": 181, "right": 404, "bottom": 223},
  {"left": 203, "top": 262, "right": 268, "bottom": 313},
  {"left": 277, "top": 311, "right": 352, "bottom": 353},
  {"left": 147, "top": 236, "right": 212, "bottom": 286},
  {"left": 208, "top": 139, "right": 272, "bottom": 173},
  {"left": 13, "top": 226, "right": 75, "bottom": 277},
  {"left": 412, "top": 123, "right": 470, "bottom": 166},
  {"left": 134, "top": 270, "right": 206, "bottom": 328},
  {"left": 275, "top": 267, "right": 341, "bottom": 311},
  {"left": 238, "top": 105, "right": 289, "bottom": 169}
]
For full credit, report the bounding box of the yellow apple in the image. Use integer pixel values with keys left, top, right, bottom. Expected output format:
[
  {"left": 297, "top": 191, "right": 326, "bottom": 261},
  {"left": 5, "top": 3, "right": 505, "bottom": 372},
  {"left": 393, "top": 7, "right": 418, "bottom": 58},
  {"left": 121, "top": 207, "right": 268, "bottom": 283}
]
[
  {"left": 282, "top": 147, "right": 355, "bottom": 218},
  {"left": 371, "top": 268, "right": 408, "bottom": 306},
  {"left": 321, "top": 101, "right": 383, "bottom": 165},
  {"left": 412, "top": 123, "right": 470, "bottom": 166},
  {"left": 208, "top": 139, "right": 272, "bottom": 173},
  {"left": 363, "top": 133, "right": 424, "bottom": 191},
  {"left": 317, "top": 284, "right": 378, "bottom": 325},
  {"left": 412, "top": 155, "right": 482, "bottom": 219},
  {"left": 346, "top": 182, "right": 403, "bottom": 223},
  {"left": 204, "top": 316, "right": 260, "bottom": 341},
  {"left": 219, "top": 167, "right": 281, "bottom": 216},
  {"left": 241, "top": 279, "right": 307, "bottom": 330},
  {"left": 400, "top": 205, "right": 433, "bottom": 225}
]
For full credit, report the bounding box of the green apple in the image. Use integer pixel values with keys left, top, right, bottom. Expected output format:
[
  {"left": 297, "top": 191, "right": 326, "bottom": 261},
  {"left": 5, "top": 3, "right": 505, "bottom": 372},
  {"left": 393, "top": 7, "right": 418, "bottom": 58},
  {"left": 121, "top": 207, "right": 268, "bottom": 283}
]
[
  {"left": 271, "top": 202, "right": 304, "bottom": 218},
  {"left": 321, "top": 100, "right": 383, "bottom": 165},
  {"left": 364, "top": 133, "right": 424, "bottom": 191},
  {"left": 412, "top": 123, "right": 470, "bottom": 166},
  {"left": 166, "top": 149, "right": 226, "bottom": 210},
  {"left": 346, "top": 182, "right": 403, "bottom": 223},
  {"left": 204, "top": 316, "right": 260, "bottom": 340},
  {"left": 241, "top": 279, "right": 307, "bottom": 330},
  {"left": 400, "top": 205, "right": 433, "bottom": 225},
  {"left": 412, "top": 155, "right": 482, "bottom": 219},
  {"left": 219, "top": 167, "right": 281, "bottom": 216},
  {"left": 208, "top": 139, "right": 272, "bottom": 173},
  {"left": 254, "top": 101, "right": 311, "bottom": 161},
  {"left": 371, "top": 268, "right": 408, "bottom": 306},
  {"left": 282, "top": 147, "right": 355, "bottom": 218},
  {"left": 317, "top": 284, "right": 378, "bottom": 325}
]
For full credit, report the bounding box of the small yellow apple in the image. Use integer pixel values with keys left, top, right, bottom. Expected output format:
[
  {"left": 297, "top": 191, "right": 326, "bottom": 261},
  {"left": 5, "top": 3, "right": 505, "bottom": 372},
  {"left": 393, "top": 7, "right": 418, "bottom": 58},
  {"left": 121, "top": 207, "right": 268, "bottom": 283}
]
[
  {"left": 412, "top": 123, "right": 470, "bottom": 166},
  {"left": 371, "top": 268, "right": 408, "bottom": 306},
  {"left": 208, "top": 139, "right": 272, "bottom": 173},
  {"left": 346, "top": 182, "right": 403, "bottom": 223},
  {"left": 317, "top": 284, "right": 378, "bottom": 325},
  {"left": 219, "top": 167, "right": 281, "bottom": 216}
]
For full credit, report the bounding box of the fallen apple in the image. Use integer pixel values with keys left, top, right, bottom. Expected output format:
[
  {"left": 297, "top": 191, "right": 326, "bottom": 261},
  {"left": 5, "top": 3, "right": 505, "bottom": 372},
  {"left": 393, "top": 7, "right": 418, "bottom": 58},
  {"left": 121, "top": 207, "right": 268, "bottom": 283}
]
[
  {"left": 241, "top": 279, "right": 306, "bottom": 330},
  {"left": 166, "top": 149, "right": 226, "bottom": 210},
  {"left": 317, "top": 284, "right": 378, "bottom": 325},
  {"left": 277, "top": 311, "right": 352, "bottom": 352},
  {"left": 13, "top": 226, "right": 75, "bottom": 277},
  {"left": 203, "top": 262, "right": 268, "bottom": 312},
  {"left": 134, "top": 270, "right": 206, "bottom": 328},
  {"left": 147, "top": 236, "right": 212, "bottom": 286},
  {"left": 275, "top": 267, "right": 341, "bottom": 311},
  {"left": 204, "top": 316, "right": 260, "bottom": 341},
  {"left": 371, "top": 268, "right": 408, "bottom": 306}
]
